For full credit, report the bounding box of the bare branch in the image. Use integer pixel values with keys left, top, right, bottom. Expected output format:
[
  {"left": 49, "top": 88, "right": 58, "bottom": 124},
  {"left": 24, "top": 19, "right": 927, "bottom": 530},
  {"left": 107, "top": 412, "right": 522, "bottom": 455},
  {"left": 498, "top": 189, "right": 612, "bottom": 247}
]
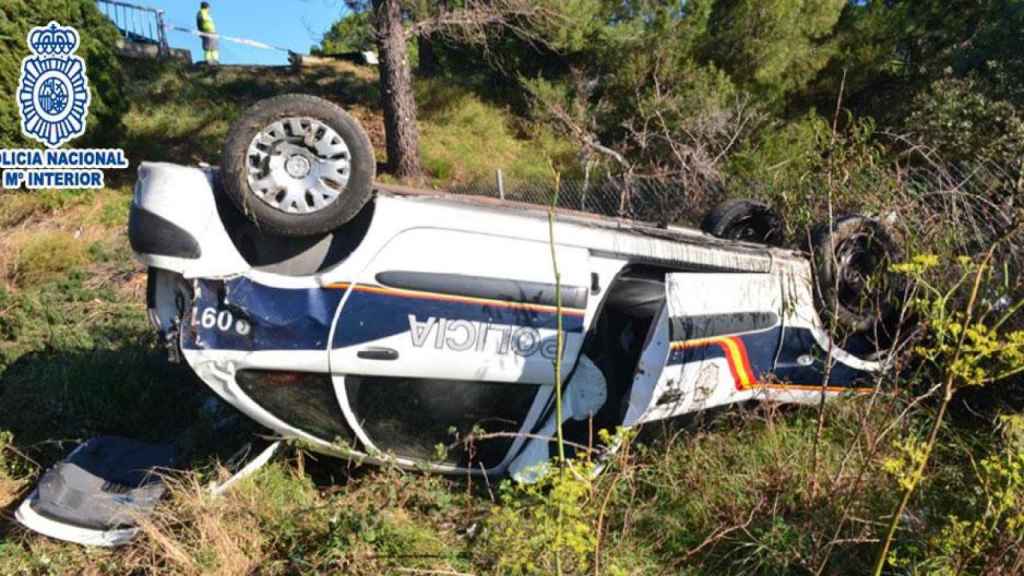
[{"left": 403, "top": 0, "right": 562, "bottom": 48}]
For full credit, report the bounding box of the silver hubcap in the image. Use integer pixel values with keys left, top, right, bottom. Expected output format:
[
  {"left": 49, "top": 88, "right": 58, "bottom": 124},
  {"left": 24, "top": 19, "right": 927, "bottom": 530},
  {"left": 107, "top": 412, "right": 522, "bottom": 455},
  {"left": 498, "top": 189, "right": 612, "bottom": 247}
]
[
  {"left": 285, "top": 155, "right": 311, "bottom": 178},
  {"left": 245, "top": 117, "right": 351, "bottom": 214}
]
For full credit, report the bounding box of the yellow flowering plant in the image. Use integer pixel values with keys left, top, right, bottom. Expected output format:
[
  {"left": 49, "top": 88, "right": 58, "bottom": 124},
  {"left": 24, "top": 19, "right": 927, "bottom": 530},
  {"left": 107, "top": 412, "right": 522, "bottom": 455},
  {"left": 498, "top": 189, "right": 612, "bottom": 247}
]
[{"left": 874, "top": 251, "right": 1023, "bottom": 575}]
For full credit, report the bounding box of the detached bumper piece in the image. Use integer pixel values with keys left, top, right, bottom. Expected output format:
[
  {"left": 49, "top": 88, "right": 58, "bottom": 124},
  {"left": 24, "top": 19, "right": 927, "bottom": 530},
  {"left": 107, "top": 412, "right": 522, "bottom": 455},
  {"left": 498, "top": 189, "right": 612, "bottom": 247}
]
[{"left": 15, "top": 437, "right": 176, "bottom": 547}]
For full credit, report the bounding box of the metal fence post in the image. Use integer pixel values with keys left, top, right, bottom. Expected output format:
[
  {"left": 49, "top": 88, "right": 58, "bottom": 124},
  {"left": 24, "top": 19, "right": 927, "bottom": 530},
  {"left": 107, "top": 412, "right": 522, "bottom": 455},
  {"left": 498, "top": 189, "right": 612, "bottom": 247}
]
[
  {"left": 496, "top": 169, "right": 505, "bottom": 200},
  {"left": 156, "top": 10, "right": 168, "bottom": 56}
]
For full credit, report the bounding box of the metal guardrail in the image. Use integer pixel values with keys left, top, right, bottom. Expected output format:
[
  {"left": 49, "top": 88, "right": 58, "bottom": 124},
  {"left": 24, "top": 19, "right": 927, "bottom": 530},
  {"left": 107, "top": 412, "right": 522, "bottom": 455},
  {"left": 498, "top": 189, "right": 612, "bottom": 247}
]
[{"left": 95, "top": 0, "right": 168, "bottom": 55}]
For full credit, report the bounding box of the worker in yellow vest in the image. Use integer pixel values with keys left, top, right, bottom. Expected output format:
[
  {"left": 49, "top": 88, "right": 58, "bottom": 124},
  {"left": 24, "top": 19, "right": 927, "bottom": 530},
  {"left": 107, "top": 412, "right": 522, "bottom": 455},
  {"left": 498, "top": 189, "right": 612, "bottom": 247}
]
[{"left": 196, "top": 2, "right": 219, "bottom": 64}]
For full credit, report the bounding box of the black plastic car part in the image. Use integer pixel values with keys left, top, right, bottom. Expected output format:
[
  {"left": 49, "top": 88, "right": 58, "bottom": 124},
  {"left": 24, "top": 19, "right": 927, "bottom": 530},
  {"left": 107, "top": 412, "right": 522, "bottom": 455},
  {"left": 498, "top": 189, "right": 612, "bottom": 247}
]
[
  {"left": 31, "top": 437, "right": 176, "bottom": 531},
  {"left": 128, "top": 204, "right": 201, "bottom": 259}
]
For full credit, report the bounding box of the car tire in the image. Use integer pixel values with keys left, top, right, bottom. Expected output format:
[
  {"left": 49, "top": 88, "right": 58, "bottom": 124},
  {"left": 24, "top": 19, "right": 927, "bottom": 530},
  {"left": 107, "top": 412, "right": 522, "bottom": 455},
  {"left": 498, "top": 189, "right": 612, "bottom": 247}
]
[
  {"left": 811, "top": 215, "right": 904, "bottom": 342},
  {"left": 221, "top": 94, "right": 375, "bottom": 238},
  {"left": 702, "top": 199, "right": 784, "bottom": 246}
]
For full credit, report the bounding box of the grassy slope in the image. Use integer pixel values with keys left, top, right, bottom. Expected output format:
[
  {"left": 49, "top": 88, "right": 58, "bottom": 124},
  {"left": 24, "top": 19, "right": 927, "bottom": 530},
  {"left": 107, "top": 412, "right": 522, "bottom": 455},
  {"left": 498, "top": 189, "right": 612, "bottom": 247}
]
[
  {"left": 114, "top": 59, "right": 573, "bottom": 187},
  {"left": 0, "top": 62, "right": 1016, "bottom": 575}
]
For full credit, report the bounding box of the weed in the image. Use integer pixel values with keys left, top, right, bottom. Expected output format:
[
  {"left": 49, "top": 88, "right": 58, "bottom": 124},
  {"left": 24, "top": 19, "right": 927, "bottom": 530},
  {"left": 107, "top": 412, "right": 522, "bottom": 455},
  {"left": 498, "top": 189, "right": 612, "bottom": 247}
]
[
  {"left": 0, "top": 431, "right": 29, "bottom": 510},
  {"left": 0, "top": 194, "right": 45, "bottom": 228},
  {"left": 128, "top": 473, "right": 267, "bottom": 576},
  {"left": 96, "top": 193, "right": 132, "bottom": 228},
  {"left": 120, "top": 460, "right": 472, "bottom": 576},
  {"left": 478, "top": 460, "right": 599, "bottom": 575},
  {"left": 10, "top": 231, "right": 89, "bottom": 288},
  {"left": 0, "top": 190, "right": 98, "bottom": 232},
  {"left": 875, "top": 252, "right": 1024, "bottom": 574}
]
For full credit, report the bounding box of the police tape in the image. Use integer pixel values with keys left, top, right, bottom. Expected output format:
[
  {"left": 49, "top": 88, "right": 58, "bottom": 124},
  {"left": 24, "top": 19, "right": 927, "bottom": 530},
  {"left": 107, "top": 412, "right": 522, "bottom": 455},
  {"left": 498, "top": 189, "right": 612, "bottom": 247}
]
[{"left": 167, "top": 26, "right": 293, "bottom": 53}]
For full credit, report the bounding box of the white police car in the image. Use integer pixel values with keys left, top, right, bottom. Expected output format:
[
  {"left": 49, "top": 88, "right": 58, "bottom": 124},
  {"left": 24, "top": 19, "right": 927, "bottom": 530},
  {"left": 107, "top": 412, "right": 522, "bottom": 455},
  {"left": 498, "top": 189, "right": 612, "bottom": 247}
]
[
  {"left": 129, "top": 95, "right": 903, "bottom": 480},
  {"left": 16, "top": 94, "right": 908, "bottom": 548}
]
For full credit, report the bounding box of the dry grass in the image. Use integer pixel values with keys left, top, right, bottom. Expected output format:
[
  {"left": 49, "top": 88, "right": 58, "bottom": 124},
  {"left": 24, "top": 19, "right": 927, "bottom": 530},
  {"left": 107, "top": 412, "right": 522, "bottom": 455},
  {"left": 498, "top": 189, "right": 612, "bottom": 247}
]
[
  {"left": 0, "top": 476, "right": 26, "bottom": 510},
  {"left": 6, "top": 230, "right": 89, "bottom": 288},
  {"left": 107, "top": 459, "right": 471, "bottom": 576},
  {"left": 301, "top": 58, "right": 379, "bottom": 83},
  {"left": 0, "top": 188, "right": 135, "bottom": 290},
  {"left": 125, "top": 473, "right": 267, "bottom": 576}
]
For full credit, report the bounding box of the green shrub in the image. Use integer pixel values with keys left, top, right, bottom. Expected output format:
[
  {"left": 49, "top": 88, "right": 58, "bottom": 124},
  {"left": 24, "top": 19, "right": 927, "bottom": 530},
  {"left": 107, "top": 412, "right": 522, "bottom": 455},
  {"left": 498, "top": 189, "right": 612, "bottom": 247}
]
[
  {"left": 477, "top": 461, "right": 598, "bottom": 575},
  {"left": 727, "top": 111, "right": 895, "bottom": 235},
  {"left": 96, "top": 190, "right": 131, "bottom": 227},
  {"left": 907, "top": 77, "right": 1024, "bottom": 167},
  {"left": 621, "top": 401, "right": 907, "bottom": 575},
  {"left": 314, "top": 10, "right": 374, "bottom": 54},
  {"left": 885, "top": 416, "right": 1024, "bottom": 575}
]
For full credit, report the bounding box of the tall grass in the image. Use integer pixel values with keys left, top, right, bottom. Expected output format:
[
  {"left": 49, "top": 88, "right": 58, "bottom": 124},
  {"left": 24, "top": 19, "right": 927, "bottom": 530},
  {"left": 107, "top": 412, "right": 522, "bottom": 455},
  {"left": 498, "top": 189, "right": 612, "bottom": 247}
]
[{"left": 417, "top": 78, "right": 577, "bottom": 186}]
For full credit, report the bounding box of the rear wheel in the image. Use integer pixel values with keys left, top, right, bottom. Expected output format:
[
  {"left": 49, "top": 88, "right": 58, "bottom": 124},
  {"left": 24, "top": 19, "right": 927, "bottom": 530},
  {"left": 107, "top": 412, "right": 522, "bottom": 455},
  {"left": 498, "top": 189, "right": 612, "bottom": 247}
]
[
  {"left": 221, "top": 94, "right": 375, "bottom": 238},
  {"left": 702, "top": 199, "right": 784, "bottom": 246},
  {"left": 811, "top": 216, "right": 904, "bottom": 345}
]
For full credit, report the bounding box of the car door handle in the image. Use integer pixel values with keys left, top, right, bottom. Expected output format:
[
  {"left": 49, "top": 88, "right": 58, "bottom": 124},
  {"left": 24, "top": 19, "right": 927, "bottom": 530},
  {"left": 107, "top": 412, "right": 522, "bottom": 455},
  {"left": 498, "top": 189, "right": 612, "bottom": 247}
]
[{"left": 357, "top": 347, "right": 399, "bottom": 361}]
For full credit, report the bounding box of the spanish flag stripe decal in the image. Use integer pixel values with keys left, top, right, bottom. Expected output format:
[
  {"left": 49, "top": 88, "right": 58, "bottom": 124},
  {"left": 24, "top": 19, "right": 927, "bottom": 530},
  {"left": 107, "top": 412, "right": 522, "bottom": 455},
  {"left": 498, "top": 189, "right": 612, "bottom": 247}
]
[
  {"left": 326, "top": 282, "right": 587, "bottom": 317},
  {"left": 671, "top": 337, "right": 871, "bottom": 393},
  {"left": 673, "top": 336, "right": 753, "bottom": 391},
  {"left": 729, "top": 336, "right": 756, "bottom": 389}
]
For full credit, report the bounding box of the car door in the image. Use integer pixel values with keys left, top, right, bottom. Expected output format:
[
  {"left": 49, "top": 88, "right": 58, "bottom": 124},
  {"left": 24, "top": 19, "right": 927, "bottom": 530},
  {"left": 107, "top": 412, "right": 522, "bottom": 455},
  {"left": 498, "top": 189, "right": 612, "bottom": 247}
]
[
  {"left": 630, "top": 272, "right": 784, "bottom": 423},
  {"left": 328, "top": 227, "right": 592, "bottom": 471},
  {"left": 621, "top": 301, "right": 672, "bottom": 426}
]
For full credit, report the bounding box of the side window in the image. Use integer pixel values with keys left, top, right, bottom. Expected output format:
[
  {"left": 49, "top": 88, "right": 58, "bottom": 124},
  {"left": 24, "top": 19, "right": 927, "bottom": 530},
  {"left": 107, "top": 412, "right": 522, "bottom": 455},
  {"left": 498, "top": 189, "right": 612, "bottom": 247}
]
[
  {"left": 345, "top": 377, "right": 542, "bottom": 469},
  {"left": 330, "top": 227, "right": 591, "bottom": 471}
]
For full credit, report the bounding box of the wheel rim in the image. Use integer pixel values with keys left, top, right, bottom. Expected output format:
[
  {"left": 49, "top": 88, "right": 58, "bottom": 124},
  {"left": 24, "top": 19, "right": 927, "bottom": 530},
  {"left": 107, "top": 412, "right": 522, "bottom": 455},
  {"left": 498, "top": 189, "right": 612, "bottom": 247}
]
[
  {"left": 726, "top": 215, "right": 765, "bottom": 242},
  {"left": 726, "top": 213, "right": 777, "bottom": 244},
  {"left": 834, "top": 231, "right": 888, "bottom": 314},
  {"left": 245, "top": 117, "right": 352, "bottom": 214}
]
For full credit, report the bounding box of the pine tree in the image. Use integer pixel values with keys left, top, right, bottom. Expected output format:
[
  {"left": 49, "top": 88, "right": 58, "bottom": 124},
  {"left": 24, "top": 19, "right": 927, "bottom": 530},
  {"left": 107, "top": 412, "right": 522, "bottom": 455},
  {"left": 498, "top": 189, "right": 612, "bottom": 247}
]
[{"left": 703, "top": 0, "right": 846, "bottom": 101}]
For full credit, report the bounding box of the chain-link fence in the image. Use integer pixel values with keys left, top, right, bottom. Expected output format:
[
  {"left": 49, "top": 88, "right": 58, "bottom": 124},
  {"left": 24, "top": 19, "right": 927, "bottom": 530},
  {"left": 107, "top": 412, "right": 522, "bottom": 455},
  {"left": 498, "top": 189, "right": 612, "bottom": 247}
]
[
  {"left": 439, "top": 162, "right": 1021, "bottom": 268},
  {"left": 446, "top": 173, "right": 710, "bottom": 225}
]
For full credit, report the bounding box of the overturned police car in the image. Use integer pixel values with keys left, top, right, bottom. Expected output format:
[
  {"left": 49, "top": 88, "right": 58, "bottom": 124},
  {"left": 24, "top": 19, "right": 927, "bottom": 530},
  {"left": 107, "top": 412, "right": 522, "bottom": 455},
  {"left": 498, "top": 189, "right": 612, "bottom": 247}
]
[{"left": 127, "top": 94, "right": 903, "bottom": 482}]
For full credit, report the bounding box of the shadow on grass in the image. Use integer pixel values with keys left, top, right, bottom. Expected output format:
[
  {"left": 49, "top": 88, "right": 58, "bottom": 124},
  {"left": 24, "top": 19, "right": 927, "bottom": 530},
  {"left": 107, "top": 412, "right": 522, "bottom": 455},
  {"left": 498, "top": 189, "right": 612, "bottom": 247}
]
[
  {"left": 0, "top": 329, "right": 265, "bottom": 537},
  {"left": 2, "top": 347, "right": 218, "bottom": 454},
  {"left": 0, "top": 322, "right": 390, "bottom": 544}
]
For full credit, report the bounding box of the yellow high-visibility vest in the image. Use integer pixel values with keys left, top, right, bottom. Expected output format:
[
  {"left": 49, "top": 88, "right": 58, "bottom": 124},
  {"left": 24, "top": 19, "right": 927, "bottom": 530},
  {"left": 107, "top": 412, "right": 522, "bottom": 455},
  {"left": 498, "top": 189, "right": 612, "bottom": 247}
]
[{"left": 197, "top": 8, "right": 216, "bottom": 34}]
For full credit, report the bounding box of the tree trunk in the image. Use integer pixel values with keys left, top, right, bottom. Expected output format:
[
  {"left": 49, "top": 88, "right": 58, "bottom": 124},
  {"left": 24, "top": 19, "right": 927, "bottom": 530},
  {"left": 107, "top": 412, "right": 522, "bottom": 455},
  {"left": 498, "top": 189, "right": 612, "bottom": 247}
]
[
  {"left": 372, "top": 0, "right": 422, "bottom": 181},
  {"left": 417, "top": 0, "right": 446, "bottom": 77},
  {"left": 418, "top": 34, "right": 438, "bottom": 77}
]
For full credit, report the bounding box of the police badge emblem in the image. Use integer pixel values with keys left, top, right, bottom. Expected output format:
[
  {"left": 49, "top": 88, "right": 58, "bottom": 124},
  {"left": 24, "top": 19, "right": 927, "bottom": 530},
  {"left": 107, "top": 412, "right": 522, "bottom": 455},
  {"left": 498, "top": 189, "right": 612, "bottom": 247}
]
[{"left": 17, "top": 22, "right": 92, "bottom": 149}]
